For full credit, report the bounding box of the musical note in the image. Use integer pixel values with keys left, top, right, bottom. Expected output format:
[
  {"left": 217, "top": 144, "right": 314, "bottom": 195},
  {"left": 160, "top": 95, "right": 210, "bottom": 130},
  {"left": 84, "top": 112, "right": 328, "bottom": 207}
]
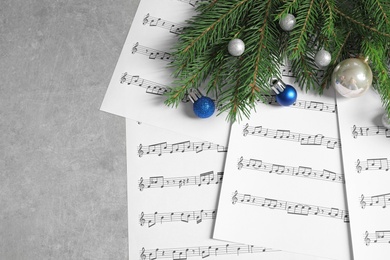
[
  {"left": 355, "top": 158, "right": 390, "bottom": 173},
  {"left": 359, "top": 193, "right": 390, "bottom": 209},
  {"left": 139, "top": 244, "right": 276, "bottom": 260},
  {"left": 351, "top": 125, "right": 390, "bottom": 138},
  {"left": 243, "top": 125, "right": 341, "bottom": 149},
  {"left": 131, "top": 43, "right": 174, "bottom": 62},
  {"left": 140, "top": 209, "right": 216, "bottom": 227},
  {"left": 138, "top": 141, "right": 227, "bottom": 157},
  {"left": 238, "top": 157, "right": 344, "bottom": 183},
  {"left": 233, "top": 191, "right": 349, "bottom": 222},
  {"left": 138, "top": 171, "right": 223, "bottom": 190},
  {"left": 142, "top": 14, "right": 185, "bottom": 34},
  {"left": 364, "top": 230, "right": 390, "bottom": 245}
]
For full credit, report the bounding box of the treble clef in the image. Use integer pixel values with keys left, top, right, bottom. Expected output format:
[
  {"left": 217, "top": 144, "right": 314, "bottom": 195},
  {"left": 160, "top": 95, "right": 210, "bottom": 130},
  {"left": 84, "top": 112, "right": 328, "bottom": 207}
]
[
  {"left": 132, "top": 42, "right": 139, "bottom": 54},
  {"left": 143, "top": 13, "right": 149, "bottom": 25},
  {"left": 139, "top": 212, "right": 145, "bottom": 226},
  {"left": 139, "top": 177, "right": 145, "bottom": 191},
  {"left": 243, "top": 123, "right": 249, "bottom": 137},
  {"left": 138, "top": 144, "right": 144, "bottom": 157},
  {"left": 232, "top": 190, "right": 238, "bottom": 205},
  {"left": 356, "top": 159, "right": 362, "bottom": 173},
  {"left": 365, "top": 231, "right": 371, "bottom": 246},
  {"left": 352, "top": 125, "right": 358, "bottom": 139},
  {"left": 360, "top": 194, "right": 366, "bottom": 209},
  {"left": 120, "top": 72, "right": 127, "bottom": 84},
  {"left": 140, "top": 247, "right": 146, "bottom": 260},
  {"left": 237, "top": 157, "right": 243, "bottom": 170}
]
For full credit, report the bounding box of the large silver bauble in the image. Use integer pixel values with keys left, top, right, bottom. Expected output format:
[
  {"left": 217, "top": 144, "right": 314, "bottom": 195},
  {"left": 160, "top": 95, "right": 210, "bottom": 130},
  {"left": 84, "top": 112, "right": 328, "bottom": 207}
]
[
  {"left": 279, "top": 14, "right": 296, "bottom": 31},
  {"left": 314, "top": 49, "right": 331, "bottom": 67},
  {"left": 331, "top": 58, "right": 372, "bottom": 98},
  {"left": 228, "top": 39, "right": 245, "bottom": 56}
]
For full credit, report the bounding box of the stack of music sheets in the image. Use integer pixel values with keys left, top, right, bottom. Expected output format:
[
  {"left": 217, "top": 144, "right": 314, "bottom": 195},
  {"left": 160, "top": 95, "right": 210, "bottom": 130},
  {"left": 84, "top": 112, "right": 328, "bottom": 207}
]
[{"left": 100, "top": 1, "right": 390, "bottom": 259}]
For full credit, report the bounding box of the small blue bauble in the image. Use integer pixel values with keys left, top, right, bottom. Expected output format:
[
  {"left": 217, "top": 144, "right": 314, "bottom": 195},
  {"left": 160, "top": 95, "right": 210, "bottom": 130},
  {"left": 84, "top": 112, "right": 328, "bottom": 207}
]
[
  {"left": 275, "top": 85, "right": 297, "bottom": 106},
  {"left": 193, "top": 96, "right": 215, "bottom": 118}
]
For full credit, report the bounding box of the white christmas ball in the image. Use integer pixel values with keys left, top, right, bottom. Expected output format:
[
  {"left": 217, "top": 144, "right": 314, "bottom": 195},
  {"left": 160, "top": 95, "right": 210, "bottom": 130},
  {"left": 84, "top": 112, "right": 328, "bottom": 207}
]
[
  {"left": 314, "top": 49, "right": 331, "bottom": 67},
  {"left": 331, "top": 58, "right": 372, "bottom": 98},
  {"left": 228, "top": 38, "right": 245, "bottom": 56},
  {"left": 382, "top": 113, "right": 390, "bottom": 129},
  {"left": 279, "top": 14, "right": 296, "bottom": 31}
]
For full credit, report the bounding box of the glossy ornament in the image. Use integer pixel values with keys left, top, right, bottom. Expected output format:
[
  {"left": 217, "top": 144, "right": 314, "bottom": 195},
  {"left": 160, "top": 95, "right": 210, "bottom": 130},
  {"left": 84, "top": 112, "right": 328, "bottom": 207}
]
[
  {"left": 272, "top": 79, "right": 297, "bottom": 106},
  {"left": 228, "top": 38, "right": 245, "bottom": 56},
  {"left": 314, "top": 49, "right": 332, "bottom": 67},
  {"left": 188, "top": 89, "right": 215, "bottom": 118},
  {"left": 279, "top": 14, "right": 296, "bottom": 31},
  {"left": 382, "top": 113, "right": 390, "bottom": 129},
  {"left": 331, "top": 58, "right": 372, "bottom": 98}
]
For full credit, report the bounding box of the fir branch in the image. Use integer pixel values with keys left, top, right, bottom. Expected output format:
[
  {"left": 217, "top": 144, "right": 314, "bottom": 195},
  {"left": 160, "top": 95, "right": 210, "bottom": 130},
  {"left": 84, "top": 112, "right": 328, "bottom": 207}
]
[{"left": 334, "top": 7, "right": 390, "bottom": 37}]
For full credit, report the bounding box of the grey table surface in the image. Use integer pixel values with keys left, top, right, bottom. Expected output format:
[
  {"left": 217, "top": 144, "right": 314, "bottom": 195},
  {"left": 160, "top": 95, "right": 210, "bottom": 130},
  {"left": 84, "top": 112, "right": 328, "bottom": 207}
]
[{"left": 1, "top": 0, "right": 141, "bottom": 259}]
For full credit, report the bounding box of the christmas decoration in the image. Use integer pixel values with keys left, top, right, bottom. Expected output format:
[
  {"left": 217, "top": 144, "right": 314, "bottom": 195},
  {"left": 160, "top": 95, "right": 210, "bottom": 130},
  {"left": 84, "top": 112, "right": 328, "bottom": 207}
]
[
  {"left": 165, "top": 1, "right": 390, "bottom": 122},
  {"left": 382, "top": 113, "right": 390, "bottom": 129},
  {"left": 279, "top": 14, "right": 296, "bottom": 32},
  {"left": 188, "top": 89, "right": 215, "bottom": 118},
  {"left": 228, "top": 38, "right": 245, "bottom": 56},
  {"left": 331, "top": 58, "right": 373, "bottom": 98},
  {"left": 271, "top": 79, "right": 297, "bottom": 106},
  {"left": 314, "top": 50, "right": 332, "bottom": 68}
]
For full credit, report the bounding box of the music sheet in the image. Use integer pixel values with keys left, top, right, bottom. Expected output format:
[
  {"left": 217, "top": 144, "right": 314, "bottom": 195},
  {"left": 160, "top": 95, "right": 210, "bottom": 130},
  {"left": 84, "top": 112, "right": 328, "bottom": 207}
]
[
  {"left": 336, "top": 89, "right": 390, "bottom": 260},
  {"left": 213, "top": 76, "right": 352, "bottom": 260},
  {"left": 101, "top": 0, "right": 230, "bottom": 146},
  {"left": 126, "top": 119, "right": 331, "bottom": 260}
]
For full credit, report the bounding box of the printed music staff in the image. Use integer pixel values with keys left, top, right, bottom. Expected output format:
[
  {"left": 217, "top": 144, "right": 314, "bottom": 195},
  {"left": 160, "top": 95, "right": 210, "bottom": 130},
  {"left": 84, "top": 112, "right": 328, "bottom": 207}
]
[
  {"left": 131, "top": 42, "right": 174, "bottom": 62},
  {"left": 360, "top": 193, "right": 390, "bottom": 209},
  {"left": 138, "top": 171, "right": 223, "bottom": 191},
  {"left": 237, "top": 157, "right": 344, "bottom": 183},
  {"left": 142, "top": 13, "right": 184, "bottom": 34},
  {"left": 232, "top": 191, "right": 349, "bottom": 223},
  {"left": 243, "top": 124, "right": 341, "bottom": 149},
  {"left": 262, "top": 95, "right": 337, "bottom": 113},
  {"left": 140, "top": 244, "right": 276, "bottom": 260},
  {"left": 365, "top": 231, "right": 390, "bottom": 246},
  {"left": 352, "top": 125, "right": 390, "bottom": 139},
  {"left": 355, "top": 158, "right": 390, "bottom": 173},
  {"left": 138, "top": 141, "right": 228, "bottom": 157},
  {"left": 139, "top": 209, "right": 216, "bottom": 227}
]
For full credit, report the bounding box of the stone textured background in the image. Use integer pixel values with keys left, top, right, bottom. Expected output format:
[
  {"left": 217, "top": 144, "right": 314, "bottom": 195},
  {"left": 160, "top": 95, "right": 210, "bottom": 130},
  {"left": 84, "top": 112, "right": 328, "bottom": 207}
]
[{"left": 1, "top": 0, "right": 140, "bottom": 259}]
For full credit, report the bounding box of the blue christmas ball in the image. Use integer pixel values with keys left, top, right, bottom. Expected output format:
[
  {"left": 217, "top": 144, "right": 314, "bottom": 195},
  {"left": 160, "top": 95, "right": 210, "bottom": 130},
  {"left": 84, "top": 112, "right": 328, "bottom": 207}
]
[
  {"left": 193, "top": 96, "right": 215, "bottom": 118},
  {"left": 275, "top": 85, "right": 297, "bottom": 106}
]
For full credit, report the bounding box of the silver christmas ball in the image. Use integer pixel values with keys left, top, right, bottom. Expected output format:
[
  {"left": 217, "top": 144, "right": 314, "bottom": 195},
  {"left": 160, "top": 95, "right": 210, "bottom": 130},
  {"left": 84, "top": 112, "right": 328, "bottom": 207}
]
[
  {"left": 228, "top": 38, "right": 245, "bottom": 56},
  {"left": 382, "top": 113, "right": 390, "bottom": 129},
  {"left": 279, "top": 14, "right": 296, "bottom": 31},
  {"left": 314, "top": 49, "right": 332, "bottom": 67},
  {"left": 331, "top": 58, "right": 372, "bottom": 98}
]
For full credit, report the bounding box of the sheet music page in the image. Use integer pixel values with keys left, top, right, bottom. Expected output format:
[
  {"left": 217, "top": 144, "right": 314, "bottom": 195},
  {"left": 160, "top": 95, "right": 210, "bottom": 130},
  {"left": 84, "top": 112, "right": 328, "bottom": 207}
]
[
  {"left": 213, "top": 76, "right": 352, "bottom": 260},
  {"left": 101, "top": 0, "right": 230, "bottom": 146},
  {"left": 336, "top": 89, "right": 390, "bottom": 260},
  {"left": 125, "top": 119, "right": 332, "bottom": 260}
]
